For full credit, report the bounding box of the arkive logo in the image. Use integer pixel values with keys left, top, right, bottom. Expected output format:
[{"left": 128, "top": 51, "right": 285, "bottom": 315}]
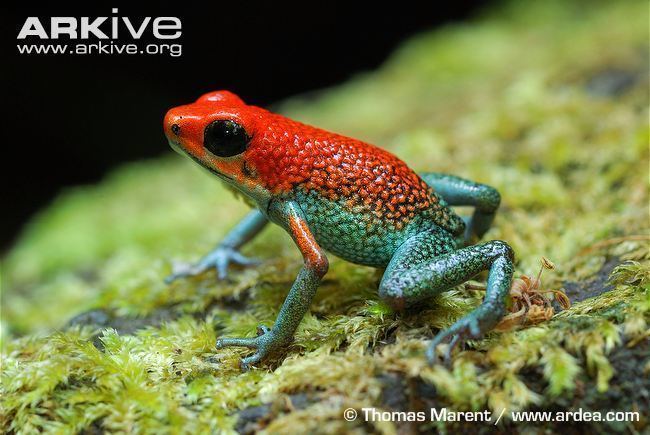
[
  {"left": 16, "top": 8, "right": 183, "bottom": 57},
  {"left": 17, "top": 8, "right": 181, "bottom": 39}
]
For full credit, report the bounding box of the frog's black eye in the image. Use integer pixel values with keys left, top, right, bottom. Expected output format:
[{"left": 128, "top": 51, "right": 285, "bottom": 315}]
[{"left": 203, "top": 120, "right": 250, "bottom": 157}]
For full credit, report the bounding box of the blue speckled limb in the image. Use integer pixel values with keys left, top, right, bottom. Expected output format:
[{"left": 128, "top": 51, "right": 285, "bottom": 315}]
[
  {"left": 378, "top": 228, "right": 514, "bottom": 365},
  {"left": 216, "top": 201, "right": 328, "bottom": 369},
  {"left": 419, "top": 173, "right": 501, "bottom": 245},
  {"left": 165, "top": 209, "right": 268, "bottom": 283}
]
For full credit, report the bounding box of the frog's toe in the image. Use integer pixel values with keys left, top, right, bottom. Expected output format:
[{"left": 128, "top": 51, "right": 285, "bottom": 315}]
[
  {"left": 427, "top": 335, "right": 461, "bottom": 366},
  {"left": 426, "top": 317, "right": 483, "bottom": 366},
  {"left": 445, "top": 335, "right": 462, "bottom": 364},
  {"left": 214, "top": 256, "right": 229, "bottom": 280},
  {"left": 240, "top": 352, "right": 263, "bottom": 371},
  {"left": 216, "top": 325, "right": 282, "bottom": 369},
  {"left": 215, "top": 252, "right": 261, "bottom": 279},
  {"left": 164, "top": 273, "right": 179, "bottom": 284},
  {"left": 427, "top": 331, "right": 451, "bottom": 365},
  {"left": 164, "top": 262, "right": 207, "bottom": 284},
  {"left": 210, "top": 249, "right": 262, "bottom": 280},
  {"left": 230, "top": 251, "right": 262, "bottom": 266},
  {"left": 216, "top": 324, "right": 272, "bottom": 350},
  {"left": 216, "top": 336, "right": 258, "bottom": 349}
]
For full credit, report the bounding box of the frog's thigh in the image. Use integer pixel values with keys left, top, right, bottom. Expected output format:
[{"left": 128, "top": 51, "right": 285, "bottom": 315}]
[
  {"left": 378, "top": 229, "right": 455, "bottom": 309},
  {"left": 378, "top": 229, "right": 513, "bottom": 311}
]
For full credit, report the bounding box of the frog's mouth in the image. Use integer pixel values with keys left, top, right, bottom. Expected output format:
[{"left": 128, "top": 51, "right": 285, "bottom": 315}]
[
  {"left": 167, "top": 139, "right": 184, "bottom": 156},
  {"left": 167, "top": 138, "right": 235, "bottom": 183}
]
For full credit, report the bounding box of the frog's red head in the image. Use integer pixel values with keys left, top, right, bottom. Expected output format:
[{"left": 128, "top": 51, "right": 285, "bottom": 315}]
[{"left": 164, "top": 90, "right": 272, "bottom": 202}]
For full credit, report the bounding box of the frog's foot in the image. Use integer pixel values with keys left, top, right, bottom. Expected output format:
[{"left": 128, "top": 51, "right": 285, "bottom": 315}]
[
  {"left": 165, "top": 246, "right": 261, "bottom": 283},
  {"left": 426, "top": 305, "right": 500, "bottom": 366},
  {"left": 216, "top": 325, "right": 284, "bottom": 370}
]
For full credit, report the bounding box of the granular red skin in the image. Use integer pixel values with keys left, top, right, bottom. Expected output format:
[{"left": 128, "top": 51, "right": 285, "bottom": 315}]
[
  {"left": 164, "top": 90, "right": 455, "bottom": 229},
  {"left": 248, "top": 112, "right": 437, "bottom": 223}
]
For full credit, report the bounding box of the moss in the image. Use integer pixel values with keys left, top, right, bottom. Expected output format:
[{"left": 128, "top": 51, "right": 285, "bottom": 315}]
[{"left": 2, "top": 0, "right": 648, "bottom": 433}]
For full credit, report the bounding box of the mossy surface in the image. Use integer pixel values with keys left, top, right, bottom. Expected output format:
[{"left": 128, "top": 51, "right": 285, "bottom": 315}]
[{"left": 2, "top": 1, "right": 648, "bottom": 433}]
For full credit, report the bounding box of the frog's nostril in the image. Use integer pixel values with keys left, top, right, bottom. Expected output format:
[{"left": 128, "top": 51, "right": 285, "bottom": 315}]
[{"left": 171, "top": 123, "right": 181, "bottom": 136}]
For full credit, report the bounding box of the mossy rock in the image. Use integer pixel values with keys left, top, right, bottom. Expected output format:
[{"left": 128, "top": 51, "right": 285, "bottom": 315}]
[{"left": 2, "top": 1, "right": 648, "bottom": 433}]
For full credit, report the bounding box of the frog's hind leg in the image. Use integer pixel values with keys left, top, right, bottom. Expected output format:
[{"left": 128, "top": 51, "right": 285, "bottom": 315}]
[
  {"left": 419, "top": 172, "right": 501, "bottom": 245},
  {"left": 378, "top": 228, "right": 514, "bottom": 364}
]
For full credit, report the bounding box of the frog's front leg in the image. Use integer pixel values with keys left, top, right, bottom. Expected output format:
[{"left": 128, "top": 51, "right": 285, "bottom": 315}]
[
  {"left": 378, "top": 228, "right": 514, "bottom": 365},
  {"left": 216, "top": 201, "right": 328, "bottom": 369},
  {"left": 166, "top": 209, "right": 268, "bottom": 283},
  {"left": 419, "top": 172, "right": 501, "bottom": 245}
]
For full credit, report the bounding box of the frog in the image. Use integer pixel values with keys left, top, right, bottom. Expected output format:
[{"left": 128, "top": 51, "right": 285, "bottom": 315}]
[{"left": 163, "top": 90, "right": 514, "bottom": 370}]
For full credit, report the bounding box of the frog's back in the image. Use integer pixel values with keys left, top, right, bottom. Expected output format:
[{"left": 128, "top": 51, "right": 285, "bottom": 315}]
[{"left": 246, "top": 112, "right": 464, "bottom": 267}]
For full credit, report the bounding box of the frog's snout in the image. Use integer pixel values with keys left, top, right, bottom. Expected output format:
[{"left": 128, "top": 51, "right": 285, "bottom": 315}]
[
  {"left": 163, "top": 109, "right": 183, "bottom": 141},
  {"left": 163, "top": 109, "right": 189, "bottom": 156}
]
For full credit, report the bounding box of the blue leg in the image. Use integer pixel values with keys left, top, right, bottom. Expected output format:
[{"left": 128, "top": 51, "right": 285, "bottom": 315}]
[
  {"left": 216, "top": 201, "right": 328, "bottom": 369},
  {"left": 166, "top": 209, "right": 268, "bottom": 282},
  {"left": 420, "top": 172, "right": 501, "bottom": 245},
  {"left": 378, "top": 228, "right": 514, "bottom": 365}
]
